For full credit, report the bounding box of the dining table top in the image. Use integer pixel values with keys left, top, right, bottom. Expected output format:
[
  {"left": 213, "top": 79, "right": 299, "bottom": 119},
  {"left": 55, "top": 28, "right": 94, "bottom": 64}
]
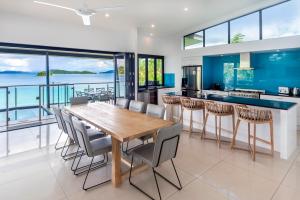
[{"left": 64, "top": 102, "right": 174, "bottom": 142}]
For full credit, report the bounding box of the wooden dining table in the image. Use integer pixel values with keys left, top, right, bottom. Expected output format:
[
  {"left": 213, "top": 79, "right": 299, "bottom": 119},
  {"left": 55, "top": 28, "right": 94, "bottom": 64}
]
[{"left": 64, "top": 102, "right": 174, "bottom": 187}]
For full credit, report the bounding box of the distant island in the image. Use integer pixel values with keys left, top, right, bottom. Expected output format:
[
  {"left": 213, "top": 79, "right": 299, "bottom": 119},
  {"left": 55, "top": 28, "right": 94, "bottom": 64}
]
[
  {"left": 0, "top": 70, "right": 32, "bottom": 74},
  {"left": 37, "top": 69, "right": 96, "bottom": 76},
  {"left": 99, "top": 70, "right": 114, "bottom": 74}
]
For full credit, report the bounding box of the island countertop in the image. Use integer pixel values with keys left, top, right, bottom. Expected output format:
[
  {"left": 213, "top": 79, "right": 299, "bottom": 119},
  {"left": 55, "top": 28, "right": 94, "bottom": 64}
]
[{"left": 167, "top": 92, "right": 297, "bottom": 110}]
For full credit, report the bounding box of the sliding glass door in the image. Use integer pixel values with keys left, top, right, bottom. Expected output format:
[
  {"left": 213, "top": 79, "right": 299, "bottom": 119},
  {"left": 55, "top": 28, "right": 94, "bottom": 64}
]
[{"left": 114, "top": 53, "right": 135, "bottom": 100}]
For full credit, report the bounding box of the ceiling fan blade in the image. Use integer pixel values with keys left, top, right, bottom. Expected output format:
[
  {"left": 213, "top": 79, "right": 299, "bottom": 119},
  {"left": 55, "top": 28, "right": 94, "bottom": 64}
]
[
  {"left": 94, "top": 6, "right": 124, "bottom": 12},
  {"left": 81, "top": 15, "right": 91, "bottom": 26},
  {"left": 34, "top": 1, "right": 76, "bottom": 12}
]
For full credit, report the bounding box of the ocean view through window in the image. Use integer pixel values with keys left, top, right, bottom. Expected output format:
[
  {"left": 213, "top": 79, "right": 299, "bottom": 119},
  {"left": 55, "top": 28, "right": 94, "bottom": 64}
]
[{"left": 0, "top": 51, "right": 116, "bottom": 127}]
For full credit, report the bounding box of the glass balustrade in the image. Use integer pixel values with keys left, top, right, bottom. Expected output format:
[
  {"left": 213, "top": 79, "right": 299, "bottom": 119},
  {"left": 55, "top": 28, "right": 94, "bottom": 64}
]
[{"left": 0, "top": 82, "right": 116, "bottom": 132}]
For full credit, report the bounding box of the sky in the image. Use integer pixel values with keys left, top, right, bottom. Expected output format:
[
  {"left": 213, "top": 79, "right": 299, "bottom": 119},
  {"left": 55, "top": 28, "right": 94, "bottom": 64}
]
[{"left": 0, "top": 53, "right": 114, "bottom": 73}]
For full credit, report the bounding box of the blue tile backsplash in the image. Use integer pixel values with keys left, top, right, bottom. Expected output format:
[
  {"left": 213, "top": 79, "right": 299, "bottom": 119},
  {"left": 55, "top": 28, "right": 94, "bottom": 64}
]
[
  {"left": 164, "top": 73, "right": 175, "bottom": 87},
  {"left": 203, "top": 48, "right": 300, "bottom": 93}
]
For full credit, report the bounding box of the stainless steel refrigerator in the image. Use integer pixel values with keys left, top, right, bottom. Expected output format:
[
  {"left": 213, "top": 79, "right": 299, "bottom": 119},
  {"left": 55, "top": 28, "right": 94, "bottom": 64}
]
[{"left": 181, "top": 65, "right": 202, "bottom": 96}]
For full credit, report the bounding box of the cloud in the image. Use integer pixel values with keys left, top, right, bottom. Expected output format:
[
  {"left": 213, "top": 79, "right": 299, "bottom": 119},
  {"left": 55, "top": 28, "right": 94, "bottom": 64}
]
[
  {"left": 2, "top": 58, "right": 29, "bottom": 67},
  {"left": 0, "top": 54, "right": 32, "bottom": 72}
]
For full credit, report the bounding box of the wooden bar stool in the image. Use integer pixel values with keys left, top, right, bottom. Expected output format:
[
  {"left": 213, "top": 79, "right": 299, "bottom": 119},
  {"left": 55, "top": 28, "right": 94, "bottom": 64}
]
[
  {"left": 162, "top": 95, "right": 181, "bottom": 122},
  {"left": 179, "top": 97, "right": 190, "bottom": 123},
  {"left": 181, "top": 98, "right": 205, "bottom": 136},
  {"left": 202, "top": 101, "right": 235, "bottom": 148},
  {"left": 232, "top": 105, "right": 274, "bottom": 161}
]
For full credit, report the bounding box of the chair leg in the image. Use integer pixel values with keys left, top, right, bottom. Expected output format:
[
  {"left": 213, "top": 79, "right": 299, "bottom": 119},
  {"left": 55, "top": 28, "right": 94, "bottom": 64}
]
[
  {"left": 215, "top": 115, "right": 218, "bottom": 145},
  {"left": 129, "top": 155, "right": 155, "bottom": 200},
  {"left": 270, "top": 121, "right": 274, "bottom": 156},
  {"left": 202, "top": 109, "right": 206, "bottom": 135},
  {"left": 129, "top": 157, "right": 181, "bottom": 200},
  {"left": 180, "top": 106, "right": 184, "bottom": 124},
  {"left": 71, "top": 146, "right": 81, "bottom": 171},
  {"left": 189, "top": 110, "right": 193, "bottom": 136},
  {"left": 152, "top": 168, "right": 162, "bottom": 200},
  {"left": 253, "top": 124, "right": 257, "bottom": 161},
  {"left": 74, "top": 153, "right": 107, "bottom": 176},
  {"left": 248, "top": 122, "right": 251, "bottom": 148},
  {"left": 82, "top": 156, "right": 111, "bottom": 191},
  {"left": 202, "top": 113, "right": 209, "bottom": 139},
  {"left": 218, "top": 116, "right": 222, "bottom": 148},
  {"left": 170, "top": 105, "right": 174, "bottom": 122},
  {"left": 54, "top": 130, "right": 63, "bottom": 150},
  {"left": 153, "top": 159, "right": 182, "bottom": 190},
  {"left": 231, "top": 119, "right": 240, "bottom": 149},
  {"left": 60, "top": 136, "right": 69, "bottom": 157},
  {"left": 232, "top": 114, "right": 235, "bottom": 137}
]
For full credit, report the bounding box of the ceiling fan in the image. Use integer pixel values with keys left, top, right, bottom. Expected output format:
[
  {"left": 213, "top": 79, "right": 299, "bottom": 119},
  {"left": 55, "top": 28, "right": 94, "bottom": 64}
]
[{"left": 33, "top": 1, "right": 124, "bottom": 26}]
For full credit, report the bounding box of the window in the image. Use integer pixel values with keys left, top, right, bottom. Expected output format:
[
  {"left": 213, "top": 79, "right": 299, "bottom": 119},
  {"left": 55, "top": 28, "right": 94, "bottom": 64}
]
[
  {"left": 156, "top": 58, "right": 163, "bottom": 85},
  {"left": 262, "top": 0, "right": 300, "bottom": 39},
  {"left": 183, "top": 0, "right": 300, "bottom": 50},
  {"left": 147, "top": 58, "right": 155, "bottom": 85},
  {"left": 138, "top": 58, "right": 146, "bottom": 86},
  {"left": 230, "top": 12, "right": 260, "bottom": 43},
  {"left": 138, "top": 55, "right": 164, "bottom": 89},
  {"left": 184, "top": 31, "right": 204, "bottom": 49},
  {"left": 223, "top": 63, "right": 235, "bottom": 90},
  {"left": 205, "top": 23, "right": 228, "bottom": 47}
]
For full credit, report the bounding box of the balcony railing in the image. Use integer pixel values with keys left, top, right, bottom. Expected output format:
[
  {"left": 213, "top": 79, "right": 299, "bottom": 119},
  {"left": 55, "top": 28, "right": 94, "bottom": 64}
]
[{"left": 0, "top": 81, "right": 123, "bottom": 132}]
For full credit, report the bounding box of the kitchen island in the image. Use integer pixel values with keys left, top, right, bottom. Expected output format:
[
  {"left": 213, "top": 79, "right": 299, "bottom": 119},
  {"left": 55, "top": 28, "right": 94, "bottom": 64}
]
[{"left": 166, "top": 92, "right": 298, "bottom": 160}]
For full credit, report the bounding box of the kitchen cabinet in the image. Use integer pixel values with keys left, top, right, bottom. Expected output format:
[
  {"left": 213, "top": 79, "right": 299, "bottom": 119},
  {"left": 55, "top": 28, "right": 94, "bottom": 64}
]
[{"left": 261, "top": 95, "right": 300, "bottom": 130}]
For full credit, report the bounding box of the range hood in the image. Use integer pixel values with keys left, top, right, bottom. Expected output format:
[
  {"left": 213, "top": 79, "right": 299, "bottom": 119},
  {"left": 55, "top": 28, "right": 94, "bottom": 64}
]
[{"left": 234, "top": 52, "right": 254, "bottom": 70}]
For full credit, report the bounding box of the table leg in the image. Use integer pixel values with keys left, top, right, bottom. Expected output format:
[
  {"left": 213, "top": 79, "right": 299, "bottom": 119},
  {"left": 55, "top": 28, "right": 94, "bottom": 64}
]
[{"left": 112, "top": 137, "right": 121, "bottom": 187}]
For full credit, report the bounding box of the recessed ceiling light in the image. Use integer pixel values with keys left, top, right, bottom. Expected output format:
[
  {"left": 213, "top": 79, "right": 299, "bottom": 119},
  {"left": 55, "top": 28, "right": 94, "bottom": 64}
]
[
  {"left": 184, "top": 7, "right": 189, "bottom": 11},
  {"left": 150, "top": 33, "right": 153, "bottom": 36},
  {"left": 151, "top": 24, "right": 155, "bottom": 28},
  {"left": 105, "top": 13, "right": 110, "bottom": 18}
]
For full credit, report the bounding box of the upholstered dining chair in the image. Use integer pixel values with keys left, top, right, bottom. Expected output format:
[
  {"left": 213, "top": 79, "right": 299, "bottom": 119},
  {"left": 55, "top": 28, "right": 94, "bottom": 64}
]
[
  {"left": 115, "top": 98, "right": 129, "bottom": 109},
  {"left": 72, "top": 117, "right": 112, "bottom": 190},
  {"left": 129, "top": 123, "right": 183, "bottom": 200}
]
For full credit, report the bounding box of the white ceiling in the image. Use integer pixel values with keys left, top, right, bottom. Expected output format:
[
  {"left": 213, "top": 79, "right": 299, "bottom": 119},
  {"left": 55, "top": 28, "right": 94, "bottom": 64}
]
[{"left": 0, "top": 0, "right": 282, "bottom": 36}]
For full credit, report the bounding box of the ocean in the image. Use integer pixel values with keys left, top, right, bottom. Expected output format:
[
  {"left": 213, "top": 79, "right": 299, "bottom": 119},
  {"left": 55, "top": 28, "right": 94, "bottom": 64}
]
[{"left": 0, "top": 73, "right": 122, "bottom": 123}]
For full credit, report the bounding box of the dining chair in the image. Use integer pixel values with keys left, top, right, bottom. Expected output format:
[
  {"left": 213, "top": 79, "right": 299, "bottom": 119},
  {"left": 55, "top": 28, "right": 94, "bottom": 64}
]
[
  {"left": 115, "top": 98, "right": 129, "bottom": 109},
  {"left": 53, "top": 106, "right": 68, "bottom": 150},
  {"left": 129, "top": 123, "right": 183, "bottom": 200},
  {"left": 122, "top": 100, "right": 146, "bottom": 153},
  {"left": 72, "top": 117, "right": 112, "bottom": 190},
  {"left": 61, "top": 111, "right": 106, "bottom": 174},
  {"left": 70, "top": 96, "right": 89, "bottom": 105},
  {"left": 53, "top": 106, "right": 77, "bottom": 160},
  {"left": 129, "top": 100, "right": 146, "bottom": 113},
  {"left": 123, "top": 104, "right": 166, "bottom": 154}
]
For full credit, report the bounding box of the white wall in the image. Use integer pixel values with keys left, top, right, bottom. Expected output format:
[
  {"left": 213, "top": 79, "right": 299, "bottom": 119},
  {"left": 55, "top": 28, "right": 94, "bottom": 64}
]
[
  {"left": 0, "top": 12, "right": 137, "bottom": 52},
  {"left": 182, "top": 35, "right": 300, "bottom": 66},
  {"left": 137, "top": 33, "right": 182, "bottom": 90}
]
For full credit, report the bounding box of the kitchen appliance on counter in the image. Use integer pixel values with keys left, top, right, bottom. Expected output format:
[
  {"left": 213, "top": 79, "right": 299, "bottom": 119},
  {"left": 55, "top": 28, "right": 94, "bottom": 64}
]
[
  {"left": 292, "top": 87, "right": 300, "bottom": 96},
  {"left": 181, "top": 65, "right": 202, "bottom": 96},
  {"left": 228, "top": 88, "right": 265, "bottom": 99},
  {"left": 278, "top": 87, "right": 292, "bottom": 96}
]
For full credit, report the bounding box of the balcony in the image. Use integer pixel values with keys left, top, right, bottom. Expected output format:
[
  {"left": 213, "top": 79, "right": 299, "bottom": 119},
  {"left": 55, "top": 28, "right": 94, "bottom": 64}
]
[{"left": 0, "top": 82, "right": 122, "bottom": 130}]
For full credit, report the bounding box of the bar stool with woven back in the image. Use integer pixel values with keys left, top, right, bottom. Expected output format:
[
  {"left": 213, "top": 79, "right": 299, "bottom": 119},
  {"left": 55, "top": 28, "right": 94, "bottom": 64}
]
[
  {"left": 162, "top": 95, "right": 181, "bottom": 122},
  {"left": 180, "top": 98, "right": 205, "bottom": 136},
  {"left": 232, "top": 105, "right": 274, "bottom": 161},
  {"left": 179, "top": 97, "right": 190, "bottom": 123},
  {"left": 202, "top": 101, "right": 235, "bottom": 148}
]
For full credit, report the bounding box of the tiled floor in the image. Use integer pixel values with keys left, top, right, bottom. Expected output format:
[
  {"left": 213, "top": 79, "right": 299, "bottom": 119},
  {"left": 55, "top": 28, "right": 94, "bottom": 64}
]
[{"left": 0, "top": 125, "right": 299, "bottom": 200}]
